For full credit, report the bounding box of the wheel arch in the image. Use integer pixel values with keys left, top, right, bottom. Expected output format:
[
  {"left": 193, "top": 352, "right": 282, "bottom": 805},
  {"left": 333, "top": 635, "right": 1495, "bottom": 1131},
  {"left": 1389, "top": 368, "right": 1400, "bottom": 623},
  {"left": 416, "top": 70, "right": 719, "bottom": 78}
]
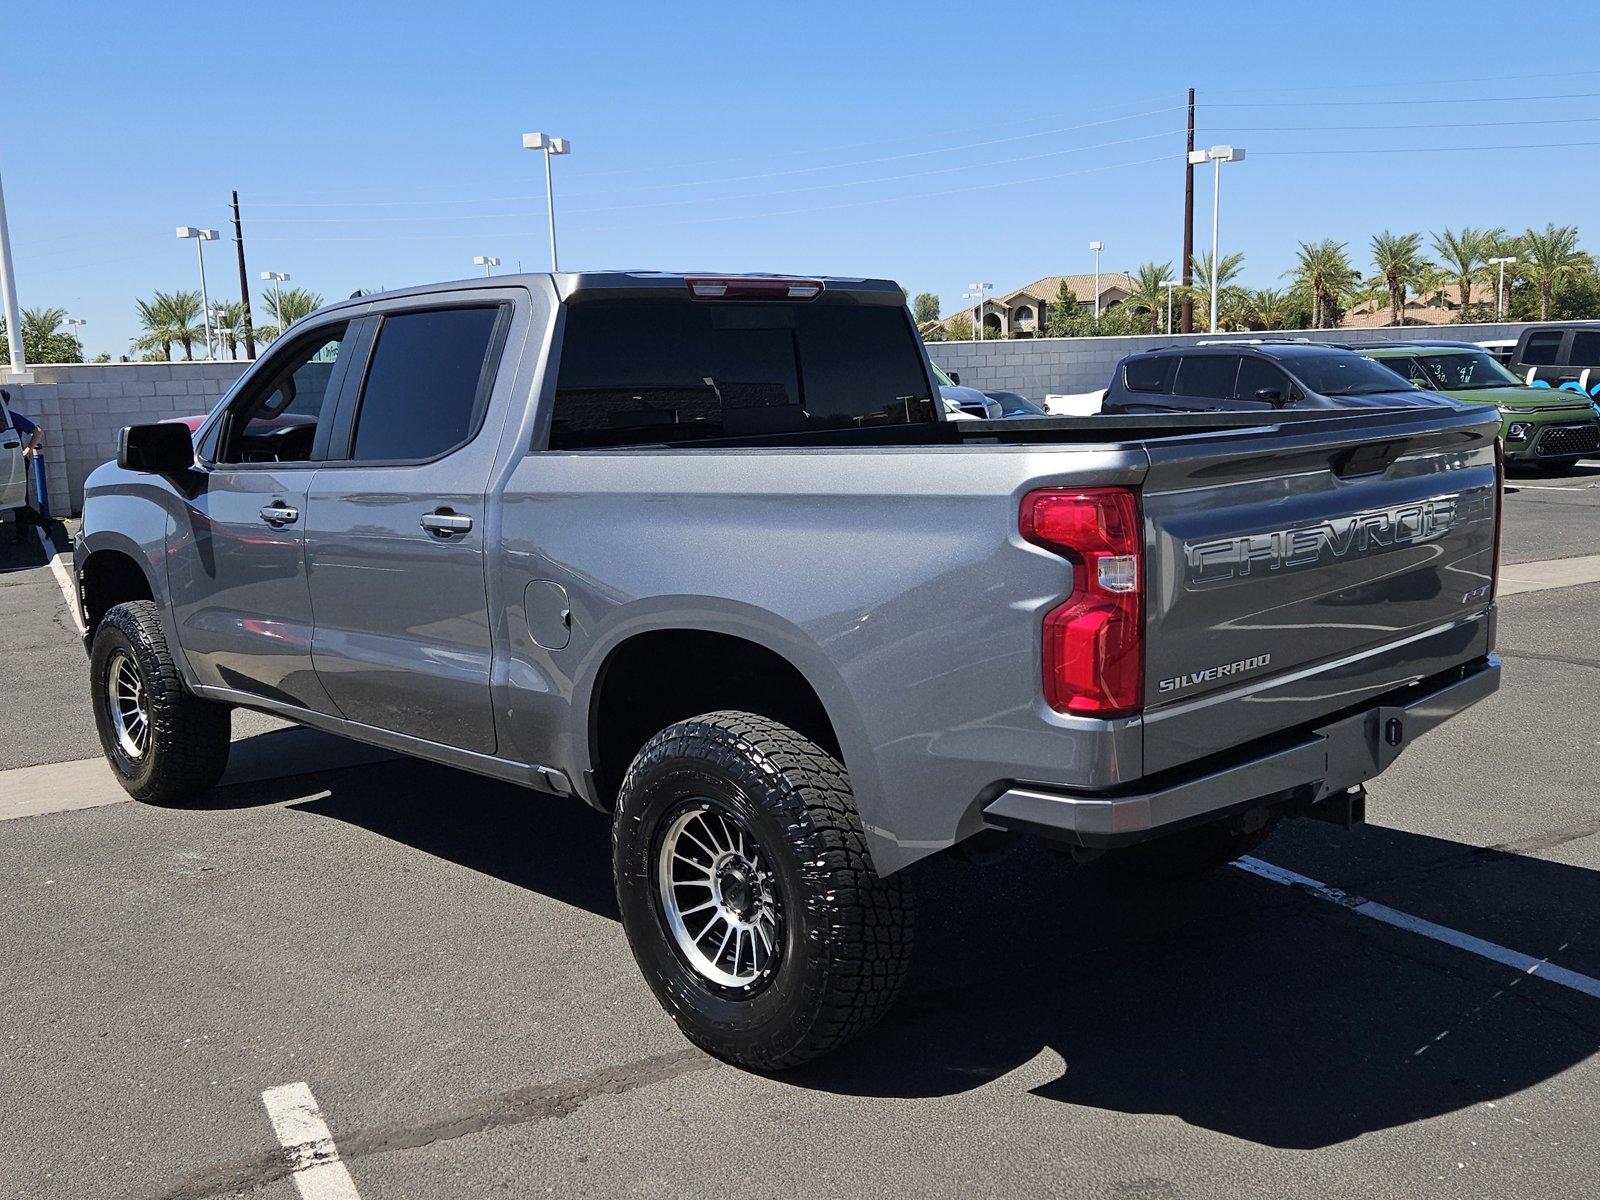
[
  {"left": 78, "top": 541, "right": 157, "bottom": 636},
  {"left": 573, "top": 601, "right": 886, "bottom": 854}
]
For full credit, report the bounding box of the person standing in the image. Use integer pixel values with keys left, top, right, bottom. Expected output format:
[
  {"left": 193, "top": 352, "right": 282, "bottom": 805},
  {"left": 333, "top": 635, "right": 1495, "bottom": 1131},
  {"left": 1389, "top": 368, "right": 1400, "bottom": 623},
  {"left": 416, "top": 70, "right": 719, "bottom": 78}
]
[{"left": 2, "top": 389, "right": 49, "bottom": 541}]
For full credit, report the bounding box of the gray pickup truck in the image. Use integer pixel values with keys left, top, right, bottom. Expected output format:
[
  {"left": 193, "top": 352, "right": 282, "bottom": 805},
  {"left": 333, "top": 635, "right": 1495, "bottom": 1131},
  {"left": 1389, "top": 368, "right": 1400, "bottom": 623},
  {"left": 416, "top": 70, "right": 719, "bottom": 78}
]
[{"left": 75, "top": 272, "right": 1503, "bottom": 1068}]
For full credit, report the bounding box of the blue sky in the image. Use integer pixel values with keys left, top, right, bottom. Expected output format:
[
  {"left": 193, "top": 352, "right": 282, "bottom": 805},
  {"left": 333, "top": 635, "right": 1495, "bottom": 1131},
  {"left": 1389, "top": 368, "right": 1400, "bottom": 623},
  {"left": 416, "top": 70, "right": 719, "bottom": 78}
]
[{"left": 9, "top": 0, "right": 1600, "bottom": 357}]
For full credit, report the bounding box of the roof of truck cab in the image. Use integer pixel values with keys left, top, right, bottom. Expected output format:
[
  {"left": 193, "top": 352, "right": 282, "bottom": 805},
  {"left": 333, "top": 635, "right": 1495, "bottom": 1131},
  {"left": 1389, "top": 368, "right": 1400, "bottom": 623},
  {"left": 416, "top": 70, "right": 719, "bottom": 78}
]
[
  {"left": 1128, "top": 342, "right": 1366, "bottom": 360},
  {"left": 304, "top": 272, "right": 906, "bottom": 320}
]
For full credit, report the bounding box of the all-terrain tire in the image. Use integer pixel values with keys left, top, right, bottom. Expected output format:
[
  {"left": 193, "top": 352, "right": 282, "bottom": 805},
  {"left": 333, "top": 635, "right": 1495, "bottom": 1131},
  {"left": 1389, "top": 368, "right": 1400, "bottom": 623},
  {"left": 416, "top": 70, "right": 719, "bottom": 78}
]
[
  {"left": 1106, "top": 814, "right": 1281, "bottom": 880},
  {"left": 612, "top": 710, "right": 913, "bottom": 1070},
  {"left": 90, "top": 600, "right": 231, "bottom": 803}
]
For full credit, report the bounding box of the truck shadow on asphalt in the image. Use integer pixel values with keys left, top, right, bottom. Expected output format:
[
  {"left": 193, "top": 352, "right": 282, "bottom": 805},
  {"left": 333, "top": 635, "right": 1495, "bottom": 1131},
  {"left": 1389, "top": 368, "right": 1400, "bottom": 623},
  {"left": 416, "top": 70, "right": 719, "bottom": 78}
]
[
  {"left": 788, "top": 823, "right": 1600, "bottom": 1149},
  {"left": 206, "top": 754, "right": 1599, "bottom": 1151}
]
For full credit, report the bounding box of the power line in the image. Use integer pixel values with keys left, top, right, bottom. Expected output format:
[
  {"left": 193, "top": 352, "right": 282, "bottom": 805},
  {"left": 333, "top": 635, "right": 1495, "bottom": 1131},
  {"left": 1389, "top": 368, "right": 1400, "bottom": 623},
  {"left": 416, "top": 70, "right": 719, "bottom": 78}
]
[
  {"left": 1205, "top": 115, "right": 1600, "bottom": 133},
  {"left": 1254, "top": 138, "right": 1600, "bottom": 155},
  {"left": 245, "top": 129, "right": 1186, "bottom": 224},
  {"left": 251, "top": 152, "right": 1177, "bottom": 242},
  {"left": 1202, "top": 68, "right": 1600, "bottom": 96},
  {"left": 1207, "top": 89, "right": 1600, "bottom": 108},
  {"left": 245, "top": 97, "right": 1189, "bottom": 201},
  {"left": 244, "top": 106, "right": 1188, "bottom": 209}
]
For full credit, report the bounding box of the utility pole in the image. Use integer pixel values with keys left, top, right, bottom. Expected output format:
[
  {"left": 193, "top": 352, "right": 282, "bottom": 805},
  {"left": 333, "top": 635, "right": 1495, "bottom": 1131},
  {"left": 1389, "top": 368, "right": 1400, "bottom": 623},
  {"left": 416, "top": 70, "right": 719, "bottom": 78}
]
[
  {"left": 0, "top": 154, "right": 28, "bottom": 380},
  {"left": 231, "top": 191, "right": 256, "bottom": 359},
  {"left": 1180, "top": 87, "right": 1195, "bottom": 335}
]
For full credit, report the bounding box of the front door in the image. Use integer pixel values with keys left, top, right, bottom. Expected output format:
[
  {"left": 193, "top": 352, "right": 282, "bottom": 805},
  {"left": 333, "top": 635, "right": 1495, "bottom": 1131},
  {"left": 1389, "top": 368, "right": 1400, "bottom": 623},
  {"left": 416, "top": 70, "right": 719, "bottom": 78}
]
[
  {"left": 305, "top": 300, "right": 511, "bottom": 754},
  {"left": 166, "top": 320, "right": 354, "bottom": 711},
  {"left": 0, "top": 397, "right": 26, "bottom": 511}
]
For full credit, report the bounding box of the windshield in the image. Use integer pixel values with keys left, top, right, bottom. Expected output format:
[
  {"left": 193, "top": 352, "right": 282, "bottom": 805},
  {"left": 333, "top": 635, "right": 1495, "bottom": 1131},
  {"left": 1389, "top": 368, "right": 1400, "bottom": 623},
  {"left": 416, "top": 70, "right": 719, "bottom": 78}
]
[
  {"left": 551, "top": 300, "right": 936, "bottom": 447},
  {"left": 931, "top": 362, "right": 954, "bottom": 387},
  {"left": 1408, "top": 350, "right": 1523, "bottom": 390},
  {"left": 1288, "top": 352, "right": 1418, "bottom": 397}
]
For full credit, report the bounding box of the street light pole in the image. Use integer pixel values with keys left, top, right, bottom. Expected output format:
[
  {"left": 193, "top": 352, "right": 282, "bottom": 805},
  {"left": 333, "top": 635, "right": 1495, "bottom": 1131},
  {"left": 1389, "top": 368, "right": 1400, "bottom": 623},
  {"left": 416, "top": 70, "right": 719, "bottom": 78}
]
[
  {"left": 962, "top": 282, "right": 993, "bottom": 341},
  {"left": 1161, "top": 280, "right": 1179, "bottom": 335},
  {"left": 472, "top": 255, "right": 501, "bottom": 277},
  {"left": 1188, "top": 145, "right": 1245, "bottom": 334},
  {"left": 522, "top": 132, "right": 571, "bottom": 271},
  {"left": 177, "top": 226, "right": 220, "bottom": 359},
  {"left": 260, "top": 271, "right": 289, "bottom": 336},
  {"left": 1489, "top": 256, "right": 1517, "bottom": 321},
  {"left": 0, "top": 156, "right": 27, "bottom": 380},
  {"left": 65, "top": 317, "right": 86, "bottom": 360},
  {"left": 1089, "top": 241, "right": 1104, "bottom": 323}
]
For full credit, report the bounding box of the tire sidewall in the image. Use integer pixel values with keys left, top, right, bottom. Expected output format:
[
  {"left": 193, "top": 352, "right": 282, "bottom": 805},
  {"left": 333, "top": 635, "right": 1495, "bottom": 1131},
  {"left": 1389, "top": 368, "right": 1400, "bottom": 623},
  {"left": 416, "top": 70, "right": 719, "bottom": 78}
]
[
  {"left": 614, "top": 730, "right": 832, "bottom": 1062},
  {"left": 89, "top": 608, "right": 163, "bottom": 794}
]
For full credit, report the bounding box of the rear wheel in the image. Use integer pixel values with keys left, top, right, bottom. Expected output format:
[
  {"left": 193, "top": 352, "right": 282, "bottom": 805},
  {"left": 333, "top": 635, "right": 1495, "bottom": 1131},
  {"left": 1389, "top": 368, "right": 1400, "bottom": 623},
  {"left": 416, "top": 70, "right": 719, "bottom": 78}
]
[
  {"left": 90, "top": 601, "right": 231, "bottom": 803},
  {"left": 613, "top": 710, "right": 912, "bottom": 1069}
]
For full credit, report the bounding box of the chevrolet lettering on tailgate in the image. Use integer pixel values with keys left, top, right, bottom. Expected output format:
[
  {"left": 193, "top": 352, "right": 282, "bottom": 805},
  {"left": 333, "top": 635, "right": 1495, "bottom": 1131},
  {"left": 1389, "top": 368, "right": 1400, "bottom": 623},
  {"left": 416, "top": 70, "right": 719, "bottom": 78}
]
[{"left": 1184, "top": 489, "right": 1490, "bottom": 587}]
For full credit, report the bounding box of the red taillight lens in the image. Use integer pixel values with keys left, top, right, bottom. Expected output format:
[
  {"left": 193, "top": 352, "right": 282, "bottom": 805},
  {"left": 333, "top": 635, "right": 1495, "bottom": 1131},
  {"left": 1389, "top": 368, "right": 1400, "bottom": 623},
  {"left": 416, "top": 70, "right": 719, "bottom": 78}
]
[
  {"left": 685, "top": 276, "right": 824, "bottom": 300},
  {"left": 1020, "top": 487, "right": 1143, "bottom": 718}
]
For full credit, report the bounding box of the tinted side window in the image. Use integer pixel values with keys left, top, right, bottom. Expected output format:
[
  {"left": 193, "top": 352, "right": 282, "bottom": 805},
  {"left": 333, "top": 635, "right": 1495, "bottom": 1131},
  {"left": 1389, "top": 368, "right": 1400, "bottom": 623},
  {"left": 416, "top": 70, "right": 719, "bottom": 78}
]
[
  {"left": 348, "top": 307, "right": 502, "bottom": 463},
  {"left": 1123, "top": 356, "right": 1176, "bottom": 393},
  {"left": 550, "top": 300, "right": 933, "bottom": 449},
  {"left": 1173, "top": 355, "right": 1239, "bottom": 401},
  {"left": 1521, "top": 331, "right": 1563, "bottom": 366},
  {"left": 1568, "top": 331, "right": 1600, "bottom": 367},
  {"left": 1234, "top": 357, "right": 1291, "bottom": 400},
  {"left": 216, "top": 324, "right": 348, "bottom": 465}
]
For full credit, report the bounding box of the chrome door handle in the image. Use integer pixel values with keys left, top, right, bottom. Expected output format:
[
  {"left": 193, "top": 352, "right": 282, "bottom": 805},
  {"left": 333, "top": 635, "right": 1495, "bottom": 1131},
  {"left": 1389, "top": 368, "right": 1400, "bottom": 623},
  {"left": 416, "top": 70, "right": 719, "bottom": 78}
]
[
  {"left": 259, "top": 504, "right": 299, "bottom": 526},
  {"left": 420, "top": 511, "right": 473, "bottom": 535}
]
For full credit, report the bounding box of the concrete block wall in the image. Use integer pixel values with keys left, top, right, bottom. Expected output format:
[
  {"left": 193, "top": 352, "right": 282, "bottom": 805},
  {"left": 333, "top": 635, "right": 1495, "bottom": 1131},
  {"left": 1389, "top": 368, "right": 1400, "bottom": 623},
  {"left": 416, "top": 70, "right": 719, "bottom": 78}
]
[
  {"left": 4, "top": 362, "right": 249, "bottom": 516},
  {"left": 926, "top": 320, "right": 1541, "bottom": 398}
]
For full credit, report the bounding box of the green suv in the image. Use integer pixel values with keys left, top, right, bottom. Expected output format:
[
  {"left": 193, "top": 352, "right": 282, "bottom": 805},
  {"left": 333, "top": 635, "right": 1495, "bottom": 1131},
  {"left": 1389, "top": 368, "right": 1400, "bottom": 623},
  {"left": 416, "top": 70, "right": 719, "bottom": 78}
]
[{"left": 1355, "top": 341, "right": 1600, "bottom": 471}]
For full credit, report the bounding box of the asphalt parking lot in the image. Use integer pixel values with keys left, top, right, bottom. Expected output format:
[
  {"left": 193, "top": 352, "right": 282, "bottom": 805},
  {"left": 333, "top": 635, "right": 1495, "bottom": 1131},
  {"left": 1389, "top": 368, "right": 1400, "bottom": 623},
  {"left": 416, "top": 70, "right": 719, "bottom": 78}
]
[{"left": 3, "top": 465, "right": 1598, "bottom": 1200}]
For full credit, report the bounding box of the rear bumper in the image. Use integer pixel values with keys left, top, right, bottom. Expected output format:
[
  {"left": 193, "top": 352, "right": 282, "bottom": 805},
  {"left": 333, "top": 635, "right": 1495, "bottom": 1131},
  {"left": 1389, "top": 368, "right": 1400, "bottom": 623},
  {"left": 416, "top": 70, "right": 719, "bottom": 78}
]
[{"left": 984, "top": 655, "right": 1499, "bottom": 847}]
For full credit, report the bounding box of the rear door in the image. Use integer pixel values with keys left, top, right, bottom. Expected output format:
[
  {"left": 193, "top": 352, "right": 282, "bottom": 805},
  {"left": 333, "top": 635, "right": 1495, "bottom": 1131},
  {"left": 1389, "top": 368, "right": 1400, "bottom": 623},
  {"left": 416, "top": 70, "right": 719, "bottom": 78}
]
[
  {"left": 1170, "top": 354, "right": 1242, "bottom": 410},
  {"left": 1140, "top": 407, "right": 1500, "bottom": 772},
  {"left": 305, "top": 294, "right": 516, "bottom": 753},
  {"left": 0, "top": 396, "right": 24, "bottom": 511}
]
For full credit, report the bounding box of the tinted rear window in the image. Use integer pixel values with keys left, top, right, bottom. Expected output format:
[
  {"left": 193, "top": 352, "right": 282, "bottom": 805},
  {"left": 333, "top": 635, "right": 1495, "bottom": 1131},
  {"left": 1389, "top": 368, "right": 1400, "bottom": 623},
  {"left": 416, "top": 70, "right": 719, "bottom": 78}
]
[
  {"left": 349, "top": 306, "right": 503, "bottom": 462},
  {"left": 1173, "top": 355, "right": 1239, "bottom": 400},
  {"left": 1123, "top": 356, "right": 1176, "bottom": 393},
  {"left": 550, "top": 300, "right": 935, "bottom": 448},
  {"left": 1569, "top": 331, "right": 1600, "bottom": 367},
  {"left": 1521, "top": 331, "right": 1563, "bottom": 365}
]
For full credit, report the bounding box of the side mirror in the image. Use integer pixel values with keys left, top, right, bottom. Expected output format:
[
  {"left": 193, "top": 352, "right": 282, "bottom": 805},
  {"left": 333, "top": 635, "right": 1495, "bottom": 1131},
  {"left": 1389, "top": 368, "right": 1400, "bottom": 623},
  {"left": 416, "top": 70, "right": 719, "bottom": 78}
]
[
  {"left": 947, "top": 370, "right": 961, "bottom": 384},
  {"left": 1255, "top": 387, "right": 1289, "bottom": 408},
  {"left": 118, "top": 422, "right": 195, "bottom": 475}
]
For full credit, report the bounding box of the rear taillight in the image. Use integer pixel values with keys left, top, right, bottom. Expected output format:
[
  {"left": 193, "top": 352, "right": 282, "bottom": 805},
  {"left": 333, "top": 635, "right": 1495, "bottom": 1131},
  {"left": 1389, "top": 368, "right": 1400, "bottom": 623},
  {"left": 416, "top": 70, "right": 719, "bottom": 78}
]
[
  {"left": 1491, "top": 437, "right": 1505, "bottom": 598},
  {"left": 1020, "top": 487, "right": 1143, "bottom": 718},
  {"left": 685, "top": 276, "right": 823, "bottom": 300}
]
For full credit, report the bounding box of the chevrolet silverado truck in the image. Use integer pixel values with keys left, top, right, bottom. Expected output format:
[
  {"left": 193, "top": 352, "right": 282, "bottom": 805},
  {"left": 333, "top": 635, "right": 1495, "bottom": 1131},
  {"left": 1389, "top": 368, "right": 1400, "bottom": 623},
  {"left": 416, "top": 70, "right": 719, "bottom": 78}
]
[{"left": 75, "top": 272, "right": 1503, "bottom": 1068}]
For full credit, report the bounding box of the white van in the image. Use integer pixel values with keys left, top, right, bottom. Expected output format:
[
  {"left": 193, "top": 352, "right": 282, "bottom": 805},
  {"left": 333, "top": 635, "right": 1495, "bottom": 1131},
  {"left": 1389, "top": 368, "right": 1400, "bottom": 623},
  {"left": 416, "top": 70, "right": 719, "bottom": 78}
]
[{"left": 0, "top": 391, "right": 29, "bottom": 514}]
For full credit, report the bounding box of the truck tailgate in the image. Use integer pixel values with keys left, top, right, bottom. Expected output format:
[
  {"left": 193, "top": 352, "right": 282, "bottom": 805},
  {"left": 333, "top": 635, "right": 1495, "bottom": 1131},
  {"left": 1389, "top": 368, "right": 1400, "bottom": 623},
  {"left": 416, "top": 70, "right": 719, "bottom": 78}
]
[{"left": 1140, "top": 406, "right": 1500, "bottom": 775}]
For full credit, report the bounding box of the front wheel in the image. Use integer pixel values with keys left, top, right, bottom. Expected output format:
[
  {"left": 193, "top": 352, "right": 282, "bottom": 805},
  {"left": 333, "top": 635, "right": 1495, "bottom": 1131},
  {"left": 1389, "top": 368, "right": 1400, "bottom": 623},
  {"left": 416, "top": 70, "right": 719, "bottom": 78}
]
[
  {"left": 613, "top": 711, "right": 912, "bottom": 1070},
  {"left": 90, "top": 600, "right": 232, "bottom": 803}
]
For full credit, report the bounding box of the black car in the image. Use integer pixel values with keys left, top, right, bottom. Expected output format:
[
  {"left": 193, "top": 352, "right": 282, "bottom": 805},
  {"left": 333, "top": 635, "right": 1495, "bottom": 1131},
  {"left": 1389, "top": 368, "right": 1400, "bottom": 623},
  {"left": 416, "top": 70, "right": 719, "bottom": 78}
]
[
  {"left": 1101, "top": 341, "right": 1462, "bottom": 415},
  {"left": 1506, "top": 324, "right": 1600, "bottom": 395}
]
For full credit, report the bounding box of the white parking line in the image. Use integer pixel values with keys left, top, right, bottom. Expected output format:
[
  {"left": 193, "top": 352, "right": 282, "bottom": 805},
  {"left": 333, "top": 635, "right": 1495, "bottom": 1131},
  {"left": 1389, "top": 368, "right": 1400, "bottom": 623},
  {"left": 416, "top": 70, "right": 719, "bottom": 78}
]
[
  {"left": 35, "top": 525, "right": 84, "bottom": 635},
  {"left": 1233, "top": 856, "right": 1600, "bottom": 1001},
  {"left": 261, "top": 1082, "right": 362, "bottom": 1200}
]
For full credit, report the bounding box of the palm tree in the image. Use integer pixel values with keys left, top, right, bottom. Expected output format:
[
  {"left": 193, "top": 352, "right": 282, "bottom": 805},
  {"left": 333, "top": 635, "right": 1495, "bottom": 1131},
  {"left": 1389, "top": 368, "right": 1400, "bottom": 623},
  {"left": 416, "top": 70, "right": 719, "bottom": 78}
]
[
  {"left": 1431, "top": 226, "right": 1502, "bottom": 314},
  {"left": 258, "top": 286, "right": 326, "bottom": 342},
  {"left": 1122, "top": 261, "right": 1175, "bottom": 333},
  {"left": 1242, "top": 289, "right": 1292, "bottom": 331},
  {"left": 132, "top": 290, "right": 204, "bottom": 359},
  {"left": 1190, "top": 251, "right": 1245, "bottom": 329},
  {"left": 1286, "top": 240, "right": 1360, "bottom": 329},
  {"left": 1369, "top": 231, "right": 1429, "bottom": 326},
  {"left": 1519, "top": 223, "right": 1589, "bottom": 319},
  {"left": 209, "top": 300, "right": 247, "bottom": 359}
]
